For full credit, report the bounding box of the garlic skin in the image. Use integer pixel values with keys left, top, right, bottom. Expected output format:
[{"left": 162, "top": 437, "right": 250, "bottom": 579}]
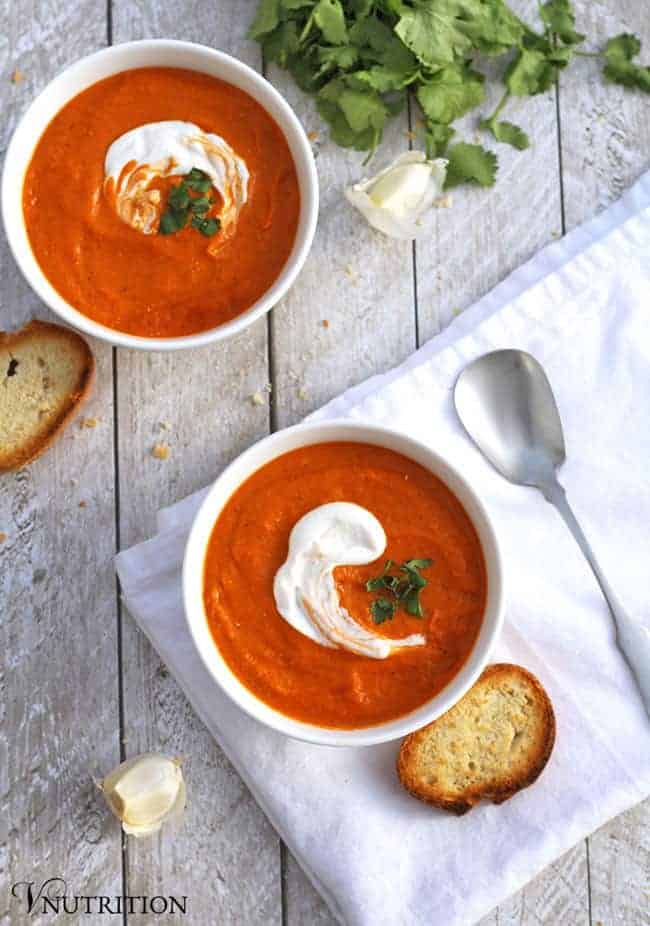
[
  {"left": 345, "top": 151, "right": 448, "bottom": 239},
  {"left": 98, "top": 753, "right": 185, "bottom": 837}
]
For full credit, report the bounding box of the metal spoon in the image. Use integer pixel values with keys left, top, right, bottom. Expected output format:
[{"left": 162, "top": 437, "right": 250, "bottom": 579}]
[{"left": 454, "top": 349, "right": 650, "bottom": 717}]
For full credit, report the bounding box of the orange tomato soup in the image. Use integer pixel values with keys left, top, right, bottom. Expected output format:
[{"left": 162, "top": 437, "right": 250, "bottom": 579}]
[
  {"left": 203, "top": 442, "right": 487, "bottom": 729},
  {"left": 22, "top": 68, "right": 300, "bottom": 337}
]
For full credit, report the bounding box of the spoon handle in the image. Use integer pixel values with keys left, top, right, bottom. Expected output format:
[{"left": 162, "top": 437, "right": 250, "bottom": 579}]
[{"left": 543, "top": 480, "right": 650, "bottom": 718}]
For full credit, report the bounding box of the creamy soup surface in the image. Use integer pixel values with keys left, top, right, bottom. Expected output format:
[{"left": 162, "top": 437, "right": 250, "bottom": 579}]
[{"left": 203, "top": 442, "right": 487, "bottom": 729}]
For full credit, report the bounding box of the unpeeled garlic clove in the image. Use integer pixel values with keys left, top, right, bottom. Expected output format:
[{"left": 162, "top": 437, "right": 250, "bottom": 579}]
[
  {"left": 98, "top": 752, "right": 185, "bottom": 837},
  {"left": 345, "top": 151, "right": 448, "bottom": 239}
]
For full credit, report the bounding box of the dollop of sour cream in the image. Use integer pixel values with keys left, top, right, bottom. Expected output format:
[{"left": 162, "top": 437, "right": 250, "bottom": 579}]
[
  {"left": 273, "top": 503, "right": 426, "bottom": 659},
  {"left": 104, "top": 121, "right": 249, "bottom": 241}
]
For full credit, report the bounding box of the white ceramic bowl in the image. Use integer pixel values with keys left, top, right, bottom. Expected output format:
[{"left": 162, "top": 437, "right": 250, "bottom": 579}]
[
  {"left": 183, "top": 420, "right": 505, "bottom": 747},
  {"left": 1, "top": 40, "right": 318, "bottom": 350}
]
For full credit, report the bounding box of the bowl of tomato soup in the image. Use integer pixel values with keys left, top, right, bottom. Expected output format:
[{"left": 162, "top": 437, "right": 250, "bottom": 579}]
[
  {"left": 184, "top": 421, "right": 504, "bottom": 746},
  {"left": 2, "top": 40, "right": 318, "bottom": 349}
]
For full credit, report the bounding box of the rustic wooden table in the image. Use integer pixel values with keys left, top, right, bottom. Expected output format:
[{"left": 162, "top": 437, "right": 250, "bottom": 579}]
[{"left": 2, "top": 1, "right": 649, "bottom": 923}]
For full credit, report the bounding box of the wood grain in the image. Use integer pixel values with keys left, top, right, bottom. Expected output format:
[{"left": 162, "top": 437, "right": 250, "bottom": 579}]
[
  {"left": 109, "top": 2, "right": 281, "bottom": 923},
  {"left": 0, "top": 2, "right": 122, "bottom": 922}
]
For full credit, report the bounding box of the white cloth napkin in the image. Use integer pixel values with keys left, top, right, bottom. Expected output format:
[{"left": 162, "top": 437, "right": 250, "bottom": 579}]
[{"left": 116, "top": 173, "right": 650, "bottom": 926}]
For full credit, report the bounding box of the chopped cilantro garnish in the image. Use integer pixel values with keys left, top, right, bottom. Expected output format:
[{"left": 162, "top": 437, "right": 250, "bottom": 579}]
[
  {"left": 248, "top": 0, "right": 650, "bottom": 188},
  {"left": 159, "top": 169, "right": 220, "bottom": 238},
  {"left": 367, "top": 557, "right": 433, "bottom": 624}
]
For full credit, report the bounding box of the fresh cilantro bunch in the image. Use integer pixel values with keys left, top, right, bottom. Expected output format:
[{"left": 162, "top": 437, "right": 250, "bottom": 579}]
[{"left": 249, "top": 0, "right": 650, "bottom": 189}]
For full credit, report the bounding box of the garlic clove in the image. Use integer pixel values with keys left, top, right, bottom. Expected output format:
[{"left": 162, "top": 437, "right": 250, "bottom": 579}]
[
  {"left": 345, "top": 151, "right": 448, "bottom": 239},
  {"left": 99, "top": 752, "right": 185, "bottom": 838},
  {"left": 368, "top": 163, "right": 434, "bottom": 215}
]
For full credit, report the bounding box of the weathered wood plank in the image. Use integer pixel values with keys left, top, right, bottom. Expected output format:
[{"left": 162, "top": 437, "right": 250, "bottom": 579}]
[
  {"left": 415, "top": 0, "right": 564, "bottom": 342},
  {"left": 110, "top": 1, "right": 282, "bottom": 922},
  {"left": 266, "top": 76, "right": 417, "bottom": 429},
  {"left": 0, "top": 2, "right": 122, "bottom": 922},
  {"left": 559, "top": 4, "right": 650, "bottom": 923},
  {"left": 560, "top": 0, "right": 650, "bottom": 231},
  {"left": 589, "top": 802, "right": 650, "bottom": 926}
]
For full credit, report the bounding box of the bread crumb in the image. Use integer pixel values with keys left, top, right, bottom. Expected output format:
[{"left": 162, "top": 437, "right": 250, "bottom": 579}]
[
  {"left": 159, "top": 420, "right": 172, "bottom": 431},
  {"left": 0, "top": 532, "right": 7, "bottom": 543},
  {"left": 405, "top": 130, "right": 417, "bottom": 141},
  {"left": 298, "top": 386, "right": 310, "bottom": 401},
  {"left": 250, "top": 391, "right": 265, "bottom": 407},
  {"left": 80, "top": 416, "right": 98, "bottom": 429},
  {"left": 344, "top": 264, "right": 358, "bottom": 284},
  {"left": 307, "top": 131, "right": 319, "bottom": 142},
  {"left": 78, "top": 500, "right": 87, "bottom": 508},
  {"left": 551, "top": 230, "right": 561, "bottom": 239},
  {"left": 152, "top": 442, "right": 170, "bottom": 460},
  {"left": 435, "top": 194, "right": 453, "bottom": 209},
  {"left": 11, "top": 68, "right": 25, "bottom": 84},
  {"left": 321, "top": 319, "right": 329, "bottom": 329}
]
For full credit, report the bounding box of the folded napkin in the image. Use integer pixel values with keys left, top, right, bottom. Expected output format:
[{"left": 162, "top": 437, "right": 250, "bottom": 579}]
[{"left": 116, "top": 173, "right": 650, "bottom": 926}]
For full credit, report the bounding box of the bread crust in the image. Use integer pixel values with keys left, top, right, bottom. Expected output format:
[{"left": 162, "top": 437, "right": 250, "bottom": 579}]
[
  {"left": 0, "top": 320, "right": 95, "bottom": 472},
  {"left": 397, "top": 663, "right": 556, "bottom": 815}
]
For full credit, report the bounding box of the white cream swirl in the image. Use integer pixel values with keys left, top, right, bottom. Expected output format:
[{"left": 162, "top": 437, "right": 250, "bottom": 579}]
[
  {"left": 104, "top": 120, "right": 249, "bottom": 246},
  {"left": 273, "top": 503, "right": 426, "bottom": 659}
]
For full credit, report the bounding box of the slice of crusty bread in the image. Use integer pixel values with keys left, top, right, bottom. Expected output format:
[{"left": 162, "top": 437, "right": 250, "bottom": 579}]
[
  {"left": 0, "top": 320, "right": 95, "bottom": 472},
  {"left": 397, "top": 664, "right": 555, "bottom": 814}
]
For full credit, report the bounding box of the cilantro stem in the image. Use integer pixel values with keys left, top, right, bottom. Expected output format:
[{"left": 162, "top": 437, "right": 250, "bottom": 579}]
[
  {"left": 573, "top": 50, "right": 602, "bottom": 58},
  {"left": 299, "top": 12, "right": 314, "bottom": 44},
  {"left": 484, "top": 88, "right": 510, "bottom": 124}
]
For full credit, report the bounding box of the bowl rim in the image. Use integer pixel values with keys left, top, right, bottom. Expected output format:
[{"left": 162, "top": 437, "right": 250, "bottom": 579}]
[
  {"left": 182, "top": 419, "right": 505, "bottom": 747},
  {"left": 1, "top": 39, "right": 319, "bottom": 351}
]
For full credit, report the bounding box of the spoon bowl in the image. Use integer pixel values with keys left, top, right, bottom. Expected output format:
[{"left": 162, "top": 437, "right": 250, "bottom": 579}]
[
  {"left": 455, "top": 350, "right": 565, "bottom": 491},
  {"left": 454, "top": 349, "right": 650, "bottom": 717}
]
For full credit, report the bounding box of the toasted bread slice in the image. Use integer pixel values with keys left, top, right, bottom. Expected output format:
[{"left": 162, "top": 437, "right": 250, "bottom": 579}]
[
  {"left": 397, "top": 664, "right": 555, "bottom": 814},
  {"left": 0, "top": 320, "right": 95, "bottom": 472}
]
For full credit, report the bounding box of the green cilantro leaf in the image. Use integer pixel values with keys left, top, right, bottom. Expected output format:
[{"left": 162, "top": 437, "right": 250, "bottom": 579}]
[
  {"left": 159, "top": 210, "right": 187, "bottom": 235},
  {"left": 403, "top": 558, "right": 433, "bottom": 571},
  {"left": 444, "top": 142, "right": 498, "bottom": 188},
  {"left": 417, "top": 64, "right": 485, "bottom": 125},
  {"left": 403, "top": 587, "right": 425, "bottom": 618},
  {"left": 603, "top": 34, "right": 650, "bottom": 93},
  {"left": 339, "top": 87, "right": 387, "bottom": 133},
  {"left": 480, "top": 116, "right": 530, "bottom": 150},
  {"left": 317, "top": 44, "right": 359, "bottom": 77},
  {"left": 159, "top": 170, "right": 221, "bottom": 238},
  {"left": 248, "top": 0, "right": 280, "bottom": 40},
  {"left": 192, "top": 216, "right": 221, "bottom": 236},
  {"left": 185, "top": 168, "right": 212, "bottom": 192},
  {"left": 313, "top": 0, "right": 348, "bottom": 45},
  {"left": 539, "top": 0, "right": 585, "bottom": 46},
  {"left": 371, "top": 598, "right": 396, "bottom": 624},
  {"left": 459, "top": 0, "right": 524, "bottom": 55},
  {"left": 367, "top": 557, "right": 433, "bottom": 623},
  {"left": 395, "top": 0, "right": 474, "bottom": 68},
  {"left": 190, "top": 196, "right": 212, "bottom": 215},
  {"left": 424, "top": 121, "right": 455, "bottom": 158},
  {"left": 263, "top": 21, "right": 300, "bottom": 68},
  {"left": 505, "top": 47, "right": 559, "bottom": 96}
]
